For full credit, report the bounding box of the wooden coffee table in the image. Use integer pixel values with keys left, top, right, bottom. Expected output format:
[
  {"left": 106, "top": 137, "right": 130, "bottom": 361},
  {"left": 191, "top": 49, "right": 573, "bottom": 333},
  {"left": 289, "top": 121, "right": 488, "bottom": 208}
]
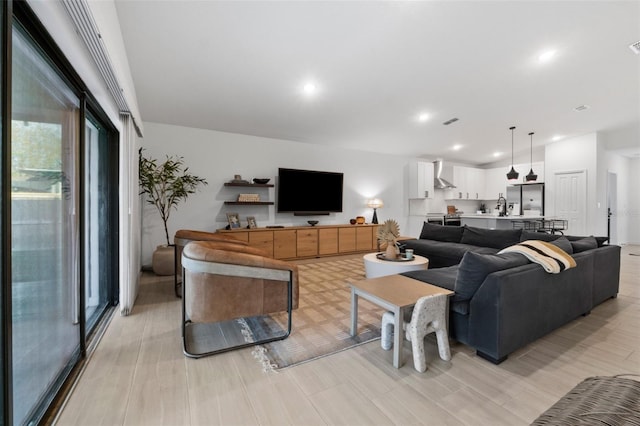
[{"left": 350, "top": 274, "right": 453, "bottom": 368}]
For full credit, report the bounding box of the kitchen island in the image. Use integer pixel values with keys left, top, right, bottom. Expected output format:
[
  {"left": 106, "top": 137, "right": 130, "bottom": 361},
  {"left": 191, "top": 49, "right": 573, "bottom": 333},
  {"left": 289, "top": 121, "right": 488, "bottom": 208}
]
[{"left": 460, "top": 214, "right": 547, "bottom": 230}]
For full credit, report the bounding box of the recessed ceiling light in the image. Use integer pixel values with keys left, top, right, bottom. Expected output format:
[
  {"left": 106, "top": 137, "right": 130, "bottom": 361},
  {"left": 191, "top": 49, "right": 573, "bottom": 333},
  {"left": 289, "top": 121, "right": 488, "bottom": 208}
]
[
  {"left": 418, "top": 113, "right": 430, "bottom": 122},
  {"left": 452, "top": 144, "right": 463, "bottom": 151},
  {"left": 302, "top": 83, "right": 317, "bottom": 95},
  {"left": 551, "top": 135, "right": 563, "bottom": 141},
  {"left": 629, "top": 41, "right": 640, "bottom": 55},
  {"left": 574, "top": 104, "right": 590, "bottom": 112},
  {"left": 538, "top": 50, "right": 556, "bottom": 63},
  {"left": 493, "top": 152, "right": 502, "bottom": 157}
]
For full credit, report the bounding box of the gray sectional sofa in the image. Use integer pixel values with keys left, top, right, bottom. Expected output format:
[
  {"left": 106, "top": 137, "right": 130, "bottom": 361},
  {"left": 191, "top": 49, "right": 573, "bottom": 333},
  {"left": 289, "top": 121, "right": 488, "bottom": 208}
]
[{"left": 401, "top": 223, "right": 620, "bottom": 364}]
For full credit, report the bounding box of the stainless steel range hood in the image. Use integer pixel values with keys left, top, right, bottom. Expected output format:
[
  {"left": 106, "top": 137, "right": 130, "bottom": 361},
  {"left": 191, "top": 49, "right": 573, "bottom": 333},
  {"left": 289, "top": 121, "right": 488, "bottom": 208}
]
[{"left": 433, "top": 160, "right": 456, "bottom": 189}]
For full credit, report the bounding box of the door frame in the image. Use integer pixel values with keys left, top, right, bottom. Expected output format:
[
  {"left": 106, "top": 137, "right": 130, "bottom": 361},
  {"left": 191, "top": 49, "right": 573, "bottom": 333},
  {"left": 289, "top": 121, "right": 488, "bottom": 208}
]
[{"left": 553, "top": 169, "right": 587, "bottom": 236}]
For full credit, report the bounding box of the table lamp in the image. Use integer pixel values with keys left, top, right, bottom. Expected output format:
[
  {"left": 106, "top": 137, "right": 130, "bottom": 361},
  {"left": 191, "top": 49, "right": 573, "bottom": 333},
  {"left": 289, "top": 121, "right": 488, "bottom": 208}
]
[{"left": 367, "top": 198, "right": 384, "bottom": 224}]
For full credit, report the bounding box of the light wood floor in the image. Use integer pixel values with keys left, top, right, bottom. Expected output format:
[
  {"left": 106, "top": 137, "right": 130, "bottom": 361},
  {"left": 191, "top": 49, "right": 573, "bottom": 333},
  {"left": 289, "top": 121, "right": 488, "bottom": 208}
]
[{"left": 55, "top": 246, "right": 640, "bottom": 425}]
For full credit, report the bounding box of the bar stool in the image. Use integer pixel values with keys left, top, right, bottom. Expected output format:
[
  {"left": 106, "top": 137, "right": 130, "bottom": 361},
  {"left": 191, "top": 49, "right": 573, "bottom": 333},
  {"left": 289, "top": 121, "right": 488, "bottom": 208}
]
[{"left": 380, "top": 293, "right": 451, "bottom": 372}]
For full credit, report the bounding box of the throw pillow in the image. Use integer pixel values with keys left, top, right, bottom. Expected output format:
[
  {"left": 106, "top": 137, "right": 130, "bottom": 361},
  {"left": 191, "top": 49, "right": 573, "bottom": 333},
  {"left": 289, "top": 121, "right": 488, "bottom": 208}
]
[
  {"left": 566, "top": 235, "right": 609, "bottom": 247},
  {"left": 570, "top": 236, "right": 598, "bottom": 253},
  {"left": 454, "top": 251, "right": 529, "bottom": 302},
  {"left": 419, "top": 222, "right": 464, "bottom": 243},
  {"left": 550, "top": 236, "right": 573, "bottom": 254},
  {"left": 520, "top": 231, "right": 560, "bottom": 242},
  {"left": 460, "top": 226, "right": 523, "bottom": 249}
]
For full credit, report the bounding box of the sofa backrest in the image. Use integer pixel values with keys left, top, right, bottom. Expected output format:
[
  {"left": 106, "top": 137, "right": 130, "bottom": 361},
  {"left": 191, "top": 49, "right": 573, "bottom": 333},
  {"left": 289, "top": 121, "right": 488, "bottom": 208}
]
[
  {"left": 460, "top": 226, "right": 522, "bottom": 249},
  {"left": 419, "top": 222, "right": 464, "bottom": 243}
]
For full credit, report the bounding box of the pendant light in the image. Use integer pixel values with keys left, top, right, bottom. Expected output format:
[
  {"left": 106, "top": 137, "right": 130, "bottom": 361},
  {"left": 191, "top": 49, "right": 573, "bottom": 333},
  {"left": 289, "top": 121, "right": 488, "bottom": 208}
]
[
  {"left": 506, "top": 126, "right": 519, "bottom": 181},
  {"left": 525, "top": 132, "right": 538, "bottom": 182}
]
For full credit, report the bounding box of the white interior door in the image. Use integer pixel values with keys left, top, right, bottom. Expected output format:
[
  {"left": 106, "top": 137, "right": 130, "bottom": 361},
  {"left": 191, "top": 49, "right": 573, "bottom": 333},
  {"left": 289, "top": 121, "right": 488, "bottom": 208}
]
[{"left": 554, "top": 171, "right": 587, "bottom": 235}]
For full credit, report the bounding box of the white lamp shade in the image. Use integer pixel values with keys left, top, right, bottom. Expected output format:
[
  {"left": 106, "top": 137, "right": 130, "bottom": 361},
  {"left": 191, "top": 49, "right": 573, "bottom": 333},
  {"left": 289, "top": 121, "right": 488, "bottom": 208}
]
[{"left": 367, "top": 198, "right": 384, "bottom": 209}]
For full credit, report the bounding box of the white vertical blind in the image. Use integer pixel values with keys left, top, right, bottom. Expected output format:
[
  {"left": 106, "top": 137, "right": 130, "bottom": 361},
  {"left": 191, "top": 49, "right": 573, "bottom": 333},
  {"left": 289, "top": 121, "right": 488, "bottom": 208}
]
[{"left": 119, "top": 113, "right": 140, "bottom": 315}]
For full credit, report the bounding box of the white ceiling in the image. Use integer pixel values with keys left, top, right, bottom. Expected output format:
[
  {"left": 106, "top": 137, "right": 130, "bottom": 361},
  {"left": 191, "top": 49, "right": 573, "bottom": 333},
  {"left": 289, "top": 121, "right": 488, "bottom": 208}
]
[{"left": 114, "top": 1, "right": 640, "bottom": 165}]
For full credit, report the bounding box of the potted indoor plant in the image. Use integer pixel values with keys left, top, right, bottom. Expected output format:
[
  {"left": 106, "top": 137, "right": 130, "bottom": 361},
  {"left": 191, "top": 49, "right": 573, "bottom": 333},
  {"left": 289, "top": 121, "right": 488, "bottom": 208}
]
[
  {"left": 377, "top": 219, "right": 400, "bottom": 259},
  {"left": 139, "top": 148, "right": 208, "bottom": 275}
]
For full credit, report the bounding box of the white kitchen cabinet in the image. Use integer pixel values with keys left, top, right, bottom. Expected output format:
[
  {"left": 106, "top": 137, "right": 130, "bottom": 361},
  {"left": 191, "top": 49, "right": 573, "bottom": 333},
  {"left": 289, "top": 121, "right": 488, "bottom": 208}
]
[
  {"left": 485, "top": 167, "right": 508, "bottom": 200},
  {"left": 449, "top": 166, "right": 485, "bottom": 200},
  {"left": 408, "top": 160, "right": 434, "bottom": 199},
  {"left": 468, "top": 167, "right": 485, "bottom": 200}
]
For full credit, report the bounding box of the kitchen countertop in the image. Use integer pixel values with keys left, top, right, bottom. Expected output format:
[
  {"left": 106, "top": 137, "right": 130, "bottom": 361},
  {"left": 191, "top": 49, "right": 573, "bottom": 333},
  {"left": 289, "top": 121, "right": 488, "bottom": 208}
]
[{"left": 459, "top": 214, "right": 546, "bottom": 220}]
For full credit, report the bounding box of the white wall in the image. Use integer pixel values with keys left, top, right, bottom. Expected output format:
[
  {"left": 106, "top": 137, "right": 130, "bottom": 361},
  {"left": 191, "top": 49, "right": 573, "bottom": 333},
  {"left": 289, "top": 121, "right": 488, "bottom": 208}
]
[
  {"left": 139, "top": 122, "right": 414, "bottom": 265},
  {"left": 545, "top": 132, "right": 636, "bottom": 242},
  {"left": 603, "top": 152, "right": 630, "bottom": 245},
  {"left": 628, "top": 158, "right": 640, "bottom": 244},
  {"left": 545, "top": 133, "right": 599, "bottom": 235}
]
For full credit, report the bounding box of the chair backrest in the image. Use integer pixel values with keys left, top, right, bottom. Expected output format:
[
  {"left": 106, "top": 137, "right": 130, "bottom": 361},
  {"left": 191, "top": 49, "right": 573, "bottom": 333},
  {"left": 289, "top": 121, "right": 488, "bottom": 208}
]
[
  {"left": 410, "top": 293, "right": 448, "bottom": 325},
  {"left": 174, "top": 229, "right": 249, "bottom": 279},
  {"left": 182, "top": 241, "right": 298, "bottom": 323}
]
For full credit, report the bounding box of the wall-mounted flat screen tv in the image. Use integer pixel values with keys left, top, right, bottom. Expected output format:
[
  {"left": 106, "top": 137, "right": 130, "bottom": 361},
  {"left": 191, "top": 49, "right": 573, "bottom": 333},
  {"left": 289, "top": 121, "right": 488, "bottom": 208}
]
[{"left": 277, "top": 168, "right": 343, "bottom": 215}]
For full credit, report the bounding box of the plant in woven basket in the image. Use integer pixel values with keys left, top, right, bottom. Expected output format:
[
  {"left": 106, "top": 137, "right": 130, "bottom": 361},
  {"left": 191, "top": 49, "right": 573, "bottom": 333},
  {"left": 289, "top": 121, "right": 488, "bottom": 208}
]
[
  {"left": 377, "top": 219, "right": 400, "bottom": 259},
  {"left": 139, "top": 148, "right": 208, "bottom": 246}
]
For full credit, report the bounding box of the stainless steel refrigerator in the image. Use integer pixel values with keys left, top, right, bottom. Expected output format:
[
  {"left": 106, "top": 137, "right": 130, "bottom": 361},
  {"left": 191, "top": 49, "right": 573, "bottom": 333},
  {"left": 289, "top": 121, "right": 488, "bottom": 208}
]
[{"left": 506, "top": 183, "right": 544, "bottom": 216}]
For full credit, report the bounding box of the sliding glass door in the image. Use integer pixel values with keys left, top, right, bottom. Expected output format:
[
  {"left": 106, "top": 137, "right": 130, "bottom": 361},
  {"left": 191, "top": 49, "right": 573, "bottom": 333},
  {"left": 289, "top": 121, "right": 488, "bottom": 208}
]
[
  {"left": 2, "top": 3, "right": 120, "bottom": 424},
  {"left": 11, "top": 23, "right": 81, "bottom": 424}
]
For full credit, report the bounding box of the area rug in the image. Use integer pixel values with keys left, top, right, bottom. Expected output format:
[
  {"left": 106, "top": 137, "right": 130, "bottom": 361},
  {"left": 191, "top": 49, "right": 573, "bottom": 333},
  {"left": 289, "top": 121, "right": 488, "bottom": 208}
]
[
  {"left": 243, "top": 257, "right": 386, "bottom": 371},
  {"left": 531, "top": 375, "right": 640, "bottom": 425}
]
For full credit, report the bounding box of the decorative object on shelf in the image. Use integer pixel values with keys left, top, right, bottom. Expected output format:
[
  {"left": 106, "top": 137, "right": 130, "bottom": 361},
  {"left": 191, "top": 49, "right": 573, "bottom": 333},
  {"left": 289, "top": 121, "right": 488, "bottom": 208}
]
[
  {"left": 138, "top": 148, "right": 208, "bottom": 275},
  {"left": 307, "top": 220, "right": 319, "bottom": 226},
  {"left": 366, "top": 198, "right": 384, "bottom": 224},
  {"left": 230, "top": 174, "right": 250, "bottom": 184},
  {"left": 506, "top": 126, "right": 519, "bottom": 181},
  {"left": 356, "top": 216, "right": 366, "bottom": 225},
  {"left": 525, "top": 132, "right": 538, "bottom": 182},
  {"left": 253, "top": 178, "right": 270, "bottom": 184},
  {"left": 350, "top": 218, "right": 357, "bottom": 225},
  {"left": 226, "top": 212, "right": 241, "bottom": 229},
  {"left": 377, "top": 219, "right": 400, "bottom": 260},
  {"left": 246, "top": 216, "right": 257, "bottom": 228},
  {"left": 238, "top": 193, "right": 260, "bottom": 202}
]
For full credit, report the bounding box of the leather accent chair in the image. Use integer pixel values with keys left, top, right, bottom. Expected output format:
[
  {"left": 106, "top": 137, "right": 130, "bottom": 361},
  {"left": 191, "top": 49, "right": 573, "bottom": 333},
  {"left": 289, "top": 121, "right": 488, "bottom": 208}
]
[
  {"left": 174, "top": 229, "right": 247, "bottom": 297},
  {"left": 181, "top": 240, "right": 299, "bottom": 358}
]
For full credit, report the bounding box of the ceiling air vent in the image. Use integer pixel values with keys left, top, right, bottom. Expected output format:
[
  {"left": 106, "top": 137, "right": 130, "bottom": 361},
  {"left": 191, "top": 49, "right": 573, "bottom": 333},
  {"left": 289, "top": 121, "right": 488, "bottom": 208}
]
[
  {"left": 443, "top": 117, "right": 459, "bottom": 125},
  {"left": 630, "top": 41, "right": 640, "bottom": 55},
  {"left": 574, "top": 104, "right": 590, "bottom": 112}
]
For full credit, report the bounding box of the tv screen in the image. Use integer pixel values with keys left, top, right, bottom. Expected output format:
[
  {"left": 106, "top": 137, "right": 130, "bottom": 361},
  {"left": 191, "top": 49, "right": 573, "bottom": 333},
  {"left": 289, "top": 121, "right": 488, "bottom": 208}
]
[{"left": 277, "top": 168, "right": 343, "bottom": 214}]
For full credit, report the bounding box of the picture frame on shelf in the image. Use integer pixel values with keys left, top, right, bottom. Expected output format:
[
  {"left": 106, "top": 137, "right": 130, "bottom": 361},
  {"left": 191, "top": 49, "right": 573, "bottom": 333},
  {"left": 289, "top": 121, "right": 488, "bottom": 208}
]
[
  {"left": 246, "top": 216, "right": 257, "bottom": 229},
  {"left": 227, "top": 212, "right": 241, "bottom": 229}
]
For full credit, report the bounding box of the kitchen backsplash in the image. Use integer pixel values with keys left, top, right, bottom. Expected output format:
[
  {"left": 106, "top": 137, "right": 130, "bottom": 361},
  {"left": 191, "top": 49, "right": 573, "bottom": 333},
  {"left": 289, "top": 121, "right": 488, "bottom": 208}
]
[{"left": 409, "top": 194, "right": 496, "bottom": 216}]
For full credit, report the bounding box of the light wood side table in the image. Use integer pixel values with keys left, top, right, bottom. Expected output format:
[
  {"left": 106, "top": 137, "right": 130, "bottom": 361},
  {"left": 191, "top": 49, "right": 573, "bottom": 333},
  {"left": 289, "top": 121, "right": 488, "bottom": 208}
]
[{"left": 350, "top": 274, "right": 453, "bottom": 368}]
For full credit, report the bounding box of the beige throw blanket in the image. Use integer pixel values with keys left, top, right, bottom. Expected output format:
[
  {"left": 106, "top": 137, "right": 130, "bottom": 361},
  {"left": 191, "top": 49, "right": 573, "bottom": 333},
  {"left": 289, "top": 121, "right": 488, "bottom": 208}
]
[{"left": 498, "top": 240, "right": 577, "bottom": 274}]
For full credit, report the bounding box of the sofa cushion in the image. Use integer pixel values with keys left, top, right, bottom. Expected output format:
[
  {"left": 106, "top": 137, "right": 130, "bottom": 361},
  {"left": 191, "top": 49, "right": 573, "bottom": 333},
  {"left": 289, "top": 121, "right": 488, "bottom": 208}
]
[
  {"left": 520, "top": 231, "right": 560, "bottom": 242},
  {"left": 460, "top": 226, "right": 523, "bottom": 249},
  {"left": 401, "top": 266, "right": 469, "bottom": 315},
  {"left": 566, "top": 235, "right": 609, "bottom": 247},
  {"left": 570, "top": 236, "right": 598, "bottom": 253},
  {"left": 454, "top": 251, "right": 530, "bottom": 305},
  {"left": 402, "top": 266, "right": 458, "bottom": 292},
  {"left": 419, "top": 222, "right": 464, "bottom": 243},
  {"left": 550, "top": 236, "right": 573, "bottom": 254}
]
